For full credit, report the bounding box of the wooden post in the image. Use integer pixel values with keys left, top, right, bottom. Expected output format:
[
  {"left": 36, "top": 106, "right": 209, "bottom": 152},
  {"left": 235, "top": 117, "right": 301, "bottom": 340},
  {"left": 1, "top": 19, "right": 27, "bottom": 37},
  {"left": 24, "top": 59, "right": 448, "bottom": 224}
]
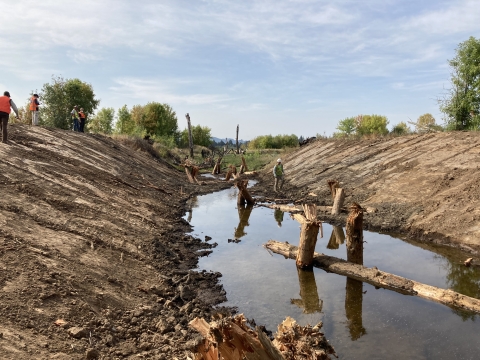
[
  {"left": 237, "top": 189, "right": 245, "bottom": 205},
  {"left": 331, "top": 188, "right": 345, "bottom": 215},
  {"left": 212, "top": 156, "right": 222, "bottom": 175},
  {"left": 236, "top": 124, "right": 239, "bottom": 154},
  {"left": 290, "top": 268, "right": 323, "bottom": 314},
  {"left": 345, "top": 277, "right": 366, "bottom": 340},
  {"left": 327, "top": 180, "right": 339, "bottom": 201},
  {"left": 185, "top": 113, "right": 194, "bottom": 158},
  {"left": 235, "top": 179, "right": 255, "bottom": 205},
  {"left": 241, "top": 156, "right": 248, "bottom": 172},
  {"left": 293, "top": 204, "right": 321, "bottom": 269},
  {"left": 346, "top": 203, "right": 363, "bottom": 265}
]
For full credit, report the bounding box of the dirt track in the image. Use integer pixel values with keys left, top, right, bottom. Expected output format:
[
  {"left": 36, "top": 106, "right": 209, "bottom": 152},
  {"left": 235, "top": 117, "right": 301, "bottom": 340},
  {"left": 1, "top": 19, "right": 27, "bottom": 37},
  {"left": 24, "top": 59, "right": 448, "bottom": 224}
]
[
  {"left": 256, "top": 132, "right": 480, "bottom": 254},
  {"left": 0, "top": 125, "right": 232, "bottom": 359}
]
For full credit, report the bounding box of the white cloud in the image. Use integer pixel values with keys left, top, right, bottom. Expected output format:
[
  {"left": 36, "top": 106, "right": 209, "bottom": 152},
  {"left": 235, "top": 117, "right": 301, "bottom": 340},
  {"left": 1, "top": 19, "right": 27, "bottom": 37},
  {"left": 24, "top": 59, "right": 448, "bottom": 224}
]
[{"left": 110, "top": 78, "right": 232, "bottom": 106}]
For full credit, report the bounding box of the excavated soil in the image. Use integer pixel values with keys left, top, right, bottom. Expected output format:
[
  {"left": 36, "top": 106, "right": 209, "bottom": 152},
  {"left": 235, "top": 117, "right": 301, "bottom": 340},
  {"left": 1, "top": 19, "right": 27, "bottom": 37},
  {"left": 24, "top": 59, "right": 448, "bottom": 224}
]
[
  {"left": 0, "top": 124, "right": 232, "bottom": 359},
  {"left": 255, "top": 132, "right": 480, "bottom": 254}
]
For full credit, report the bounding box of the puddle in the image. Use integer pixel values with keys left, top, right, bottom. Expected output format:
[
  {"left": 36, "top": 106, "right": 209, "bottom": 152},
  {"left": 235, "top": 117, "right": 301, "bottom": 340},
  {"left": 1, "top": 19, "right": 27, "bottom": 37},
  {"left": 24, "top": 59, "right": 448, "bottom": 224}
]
[{"left": 185, "top": 185, "right": 480, "bottom": 359}]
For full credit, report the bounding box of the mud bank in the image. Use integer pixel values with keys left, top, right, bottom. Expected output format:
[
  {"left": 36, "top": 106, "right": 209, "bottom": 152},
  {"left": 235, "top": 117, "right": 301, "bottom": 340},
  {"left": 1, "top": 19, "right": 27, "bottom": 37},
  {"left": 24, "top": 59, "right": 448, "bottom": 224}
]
[
  {"left": 0, "top": 125, "right": 233, "bottom": 359},
  {"left": 255, "top": 132, "right": 480, "bottom": 254}
]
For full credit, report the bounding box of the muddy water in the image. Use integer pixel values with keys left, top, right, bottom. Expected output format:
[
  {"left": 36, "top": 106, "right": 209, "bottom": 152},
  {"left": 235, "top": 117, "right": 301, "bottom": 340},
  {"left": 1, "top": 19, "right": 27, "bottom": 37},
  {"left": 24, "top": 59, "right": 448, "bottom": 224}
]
[{"left": 185, "top": 185, "right": 480, "bottom": 359}]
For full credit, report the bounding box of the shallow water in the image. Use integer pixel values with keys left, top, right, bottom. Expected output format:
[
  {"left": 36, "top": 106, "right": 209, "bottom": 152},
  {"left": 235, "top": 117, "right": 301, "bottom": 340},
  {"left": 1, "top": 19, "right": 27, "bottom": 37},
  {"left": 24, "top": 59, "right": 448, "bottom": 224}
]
[{"left": 184, "top": 185, "right": 480, "bottom": 359}]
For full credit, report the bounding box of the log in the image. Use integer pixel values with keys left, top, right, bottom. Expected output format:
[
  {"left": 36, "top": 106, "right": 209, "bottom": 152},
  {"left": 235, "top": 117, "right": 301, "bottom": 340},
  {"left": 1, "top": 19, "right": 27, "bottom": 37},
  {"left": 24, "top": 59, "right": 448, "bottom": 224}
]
[
  {"left": 264, "top": 240, "right": 480, "bottom": 314},
  {"left": 236, "top": 124, "right": 239, "bottom": 154},
  {"left": 239, "top": 164, "right": 245, "bottom": 174},
  {"left": 327, "top": 179, "right": 339, "bottom": 201},
  {"left": 346, "top": 203, "right": 363, "bottom": 265},
  {"left": 237, "top": 189, "right": 245, "bottom": 206},
  {"left": 331, "top": 188, "right": 345, "bottom": 215},
  {"left": 212, "top": 157, "right": 222, "bottom": 175},
  {"left": 185, "top": 167, "right": 195, "bottom": 184},
  {"left": 241, "top": 156, "right": 248, "bottom": 171}
]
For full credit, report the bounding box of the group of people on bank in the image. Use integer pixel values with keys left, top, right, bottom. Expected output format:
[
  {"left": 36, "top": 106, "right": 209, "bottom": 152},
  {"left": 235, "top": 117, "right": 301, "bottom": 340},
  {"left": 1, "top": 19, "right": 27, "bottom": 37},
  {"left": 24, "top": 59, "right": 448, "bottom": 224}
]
[{"left": 0, "top": 90, "right": 88, "bottom": 143}]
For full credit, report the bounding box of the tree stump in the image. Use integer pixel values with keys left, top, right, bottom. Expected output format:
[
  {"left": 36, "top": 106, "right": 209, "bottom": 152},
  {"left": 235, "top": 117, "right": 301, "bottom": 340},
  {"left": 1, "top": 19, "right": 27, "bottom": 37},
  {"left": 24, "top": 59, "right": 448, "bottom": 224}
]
[
  {"left": 345, "top": 277, "right": 366, "bottom": 340},
  {"left": 346, "top": 203, "right": 363, "bottom": 265},
  {"left": 327, "top": 180, "right": 339, "bottom": 201},
  {"left": 235, "top": 179, "right": 255, "bottom": 205},
  {"left": 331, "top": 188, "right": 345, "bottom": 215},
  {"left": 294, "top": 204, "right": 321, "bottom": 269}
]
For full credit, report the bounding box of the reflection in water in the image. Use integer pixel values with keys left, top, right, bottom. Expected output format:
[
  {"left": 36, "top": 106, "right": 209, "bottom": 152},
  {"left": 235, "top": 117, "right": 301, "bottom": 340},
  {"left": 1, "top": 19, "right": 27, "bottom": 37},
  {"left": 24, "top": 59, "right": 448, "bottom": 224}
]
[
  {"left": 234, "top": 204, "right": 254, "bottom": 239},
  {"left": 274, "top": 209, "right": 284, "bottom": 227},
  {"left": 345, "top": 278, "right": 367, "bottom": 340},
  {"left": 185, "top": 197, "right": 198, "bottom": 222},
  {"left": 345, "top": 233, "right": 366, "bottom": 340},
  {"left": 291, "top": 268, "right": 323, "bottom": 314},
  {"left": 327, "top": 226, "right": 346, "bottom": 249}
]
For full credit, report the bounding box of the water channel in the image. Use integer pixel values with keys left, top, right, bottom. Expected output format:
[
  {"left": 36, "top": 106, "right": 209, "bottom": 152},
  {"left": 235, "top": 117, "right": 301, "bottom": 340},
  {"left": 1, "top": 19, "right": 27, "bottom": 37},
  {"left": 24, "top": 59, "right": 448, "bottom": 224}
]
[{"left": 184, "top": 183, "right": 480, "bottom": 359}]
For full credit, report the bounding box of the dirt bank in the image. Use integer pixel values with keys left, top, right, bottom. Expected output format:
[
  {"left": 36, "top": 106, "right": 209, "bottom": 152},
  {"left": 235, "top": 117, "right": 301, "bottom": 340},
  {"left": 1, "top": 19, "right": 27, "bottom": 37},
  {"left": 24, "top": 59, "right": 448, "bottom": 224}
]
[
  {"left": 0, "top": 125, "right": 232, "bottom": 359},
  {"left": 255, "top": 132, "right": 480, "bottom": 254}
]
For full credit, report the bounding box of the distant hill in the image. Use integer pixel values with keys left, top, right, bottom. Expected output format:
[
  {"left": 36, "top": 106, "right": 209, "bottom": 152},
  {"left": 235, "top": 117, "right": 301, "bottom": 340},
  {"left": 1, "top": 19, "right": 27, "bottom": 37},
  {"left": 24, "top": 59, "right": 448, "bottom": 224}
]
[{"left": 211, "top": 137, "right": 248, "bottom": 144}]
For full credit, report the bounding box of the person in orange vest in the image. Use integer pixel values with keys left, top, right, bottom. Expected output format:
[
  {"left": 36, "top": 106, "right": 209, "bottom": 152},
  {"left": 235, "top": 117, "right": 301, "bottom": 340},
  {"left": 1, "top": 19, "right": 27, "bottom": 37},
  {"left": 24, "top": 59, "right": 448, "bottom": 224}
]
[
  {"left": 78, "top": 108, "right": 86, "bottom": 133},
  {"left": 0, "top": 91, "right": 20, "bottom": 144},
  {"left": 30, "top": 93, "right": 40, "bottom": 126}
]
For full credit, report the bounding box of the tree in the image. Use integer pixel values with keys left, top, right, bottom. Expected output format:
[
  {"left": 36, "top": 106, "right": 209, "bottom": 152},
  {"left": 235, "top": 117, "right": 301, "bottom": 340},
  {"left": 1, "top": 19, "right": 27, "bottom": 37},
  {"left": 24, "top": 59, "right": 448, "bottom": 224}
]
[
  {"left": 40, "top": 76, "right": 99, "bottom": 130},
  {"left": 88, "top": 107, "right": 114, "bottom": 134},
  {"left": 440, "top": 37, "right": 480, "bottom": 130},
  {"left": 179, "top": 125, "right": 213, "bottom": 147},
  {"left": 130, "top": 102, "right": 179, "bottom": 138},
  {"left": 356, "top": 115, "right": 389, "bottom": 136},
  {"left": 336, "top": 117, "right": 356, "bottom": 135},
  {"left": 391, "top": 122, "right": 410, "bottom": 135},
  {"left": 114, "top": 105, "right": 135, "bottom": 134}
]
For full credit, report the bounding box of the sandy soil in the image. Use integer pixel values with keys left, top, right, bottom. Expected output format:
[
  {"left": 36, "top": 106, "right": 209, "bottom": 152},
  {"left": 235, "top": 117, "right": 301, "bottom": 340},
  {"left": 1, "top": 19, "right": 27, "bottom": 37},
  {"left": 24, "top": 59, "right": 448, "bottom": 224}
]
[
  {"left": 255, "top": 132, "right": 480, "bottom": 254},
  {"left": 0, "top": 125, "right": 232, "bottom": 359}
]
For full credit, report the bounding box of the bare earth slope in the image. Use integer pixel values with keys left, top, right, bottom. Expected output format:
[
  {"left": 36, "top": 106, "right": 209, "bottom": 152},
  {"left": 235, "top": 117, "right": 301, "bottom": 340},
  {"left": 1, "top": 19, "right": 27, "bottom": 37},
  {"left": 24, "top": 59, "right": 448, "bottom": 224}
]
[
  {"left": 258, "top": 132, "right": 480, "bottom": 253},
  {"left": 0, "top": 124, "right": 230, "bottom": 359}
]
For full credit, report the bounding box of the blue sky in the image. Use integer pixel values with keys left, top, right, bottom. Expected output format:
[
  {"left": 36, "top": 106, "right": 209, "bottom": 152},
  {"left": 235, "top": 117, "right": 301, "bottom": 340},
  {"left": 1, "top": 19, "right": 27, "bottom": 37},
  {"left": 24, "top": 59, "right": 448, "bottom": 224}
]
[{"left": 1, "top": 0, "right": 479, "bottom": 139}]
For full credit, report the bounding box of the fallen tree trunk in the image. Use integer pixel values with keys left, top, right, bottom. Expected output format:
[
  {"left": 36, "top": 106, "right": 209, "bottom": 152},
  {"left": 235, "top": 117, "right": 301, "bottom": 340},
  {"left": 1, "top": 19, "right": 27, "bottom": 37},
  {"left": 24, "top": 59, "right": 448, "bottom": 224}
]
[{"left": 264, "top": 240, "right": 480, "bottom": 314}]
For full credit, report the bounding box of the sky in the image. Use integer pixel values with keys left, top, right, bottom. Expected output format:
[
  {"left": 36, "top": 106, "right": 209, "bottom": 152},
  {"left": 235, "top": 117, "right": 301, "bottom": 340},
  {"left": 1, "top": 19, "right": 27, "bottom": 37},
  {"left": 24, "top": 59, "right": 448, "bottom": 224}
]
[{"left": 1, "top": 0, "right": 479, "bottom": 139}]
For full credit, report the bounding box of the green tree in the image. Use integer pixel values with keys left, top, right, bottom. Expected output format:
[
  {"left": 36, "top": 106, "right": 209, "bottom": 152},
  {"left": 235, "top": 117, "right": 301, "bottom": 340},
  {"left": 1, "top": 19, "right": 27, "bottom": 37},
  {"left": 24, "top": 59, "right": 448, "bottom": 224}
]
[
  {"left": 114, "top": 105, "right": 135, "bottom": 134},
  {"left": 88, "top": 107, "right": 114, "bottom": 134},
  {"left": 356, "top": 114, "right": 389, "bottom": 135},
  {"left": 391, "top": 122, "right": 410, "bottom": 135},
  {"left": 336, "top": 117, "right": 356, "bottom": 135},
  {"left": 440, "top": 36, "right": 480, "bottom": 130},
  {"left": 179, "top": 125, "right": 213, "bottom": 147},
  {"left": 40, "top": 76, "right": 99, "bottom": 129},
  {"left": 130, "top": 102, "right": 179, "bottom": 138},
  {"left": 248, "top": 134, "right": 298, "bottom": 149}
]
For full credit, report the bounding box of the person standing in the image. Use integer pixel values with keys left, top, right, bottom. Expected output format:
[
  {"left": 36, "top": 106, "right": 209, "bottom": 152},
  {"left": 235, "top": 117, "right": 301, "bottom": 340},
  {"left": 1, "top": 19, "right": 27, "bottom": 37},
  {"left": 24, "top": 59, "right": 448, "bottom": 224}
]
[
  {"left": 0, "top": 91, "right": 20, "bottom": 144},
  {"left": 30, "top": 93, "right": 40, "bottom": 125},
  {"left": 273, "top": 158, "right": 284, "bottom": 192},
  {"left": 71, "top": 105, "right": 80, "bottom": 131},
  {"left": 78, "top": 108, "right": 86, "bottom": 132}
]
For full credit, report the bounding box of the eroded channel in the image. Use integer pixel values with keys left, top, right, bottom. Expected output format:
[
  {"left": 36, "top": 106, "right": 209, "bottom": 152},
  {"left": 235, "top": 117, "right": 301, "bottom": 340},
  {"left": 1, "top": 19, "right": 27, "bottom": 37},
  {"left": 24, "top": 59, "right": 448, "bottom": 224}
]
[{"left": 184, "top": 183, "right": 480, "bottom": 359}]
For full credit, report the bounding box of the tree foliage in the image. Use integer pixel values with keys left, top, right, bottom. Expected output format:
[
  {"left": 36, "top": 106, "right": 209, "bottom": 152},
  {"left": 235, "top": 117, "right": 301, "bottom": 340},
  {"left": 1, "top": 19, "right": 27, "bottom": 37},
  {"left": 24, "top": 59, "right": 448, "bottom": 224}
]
[
  {"left": 336, "top": 117, "right": 356, "bottom": 135},
  {"left": 179, "top": 125, "right": 212, "bottom": 147},
  {"left": 248, "top": 134, "right": 298, "bottom": 149},
  {"left": 391, "top": 122, "right": 410, "bottom": 135},
  {"left": 88, "top": 107, "right": 114, "bottom": 134},
  {"left": 40, "top": 76, "right": 99, "bottom": 130},
  {"left": 356, "top": 115, "right": 389, "bottom": 135},
  {"left": 114, "top": 105, "right": 135, "bottom": 134},
  {"left": 440, "top": 36, "right": 480, "bottom": 130}
]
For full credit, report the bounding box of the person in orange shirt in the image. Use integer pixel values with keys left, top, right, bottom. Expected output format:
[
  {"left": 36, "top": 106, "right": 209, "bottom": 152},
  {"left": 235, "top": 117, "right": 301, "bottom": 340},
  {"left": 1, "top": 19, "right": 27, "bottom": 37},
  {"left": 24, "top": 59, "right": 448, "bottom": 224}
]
[
  {"left": 0, "top": 91, "right": 20, "bottom": 144},
  {"left": 30, "top": 93, "right": 40, "bottom": 125},
  {"left": 78, "top": 108, "right": 86, "bottom": 133}
]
